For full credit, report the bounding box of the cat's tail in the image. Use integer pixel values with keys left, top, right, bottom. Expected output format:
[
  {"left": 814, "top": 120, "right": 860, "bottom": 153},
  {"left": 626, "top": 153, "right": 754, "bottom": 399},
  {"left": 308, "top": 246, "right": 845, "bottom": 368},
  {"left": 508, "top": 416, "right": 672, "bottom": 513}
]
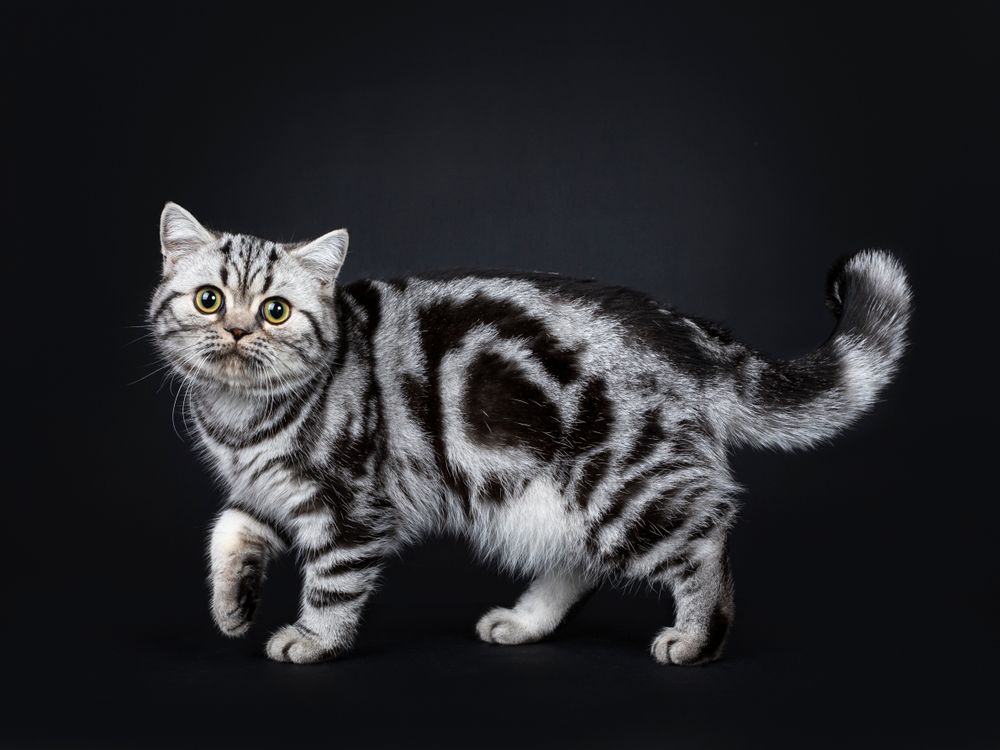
[{"left": 725, "top": 249, "right": 912, "bottom": 451}]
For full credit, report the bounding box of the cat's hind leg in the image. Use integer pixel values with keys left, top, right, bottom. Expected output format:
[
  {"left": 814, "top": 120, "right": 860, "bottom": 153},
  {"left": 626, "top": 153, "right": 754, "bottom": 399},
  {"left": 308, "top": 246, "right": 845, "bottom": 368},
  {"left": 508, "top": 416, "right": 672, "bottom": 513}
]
[
  {"left": 476, "top": 569, "right": 592, "bottom": 645},
  {"left": 647, "top": 536, "right": 734, "bottom": 666}
]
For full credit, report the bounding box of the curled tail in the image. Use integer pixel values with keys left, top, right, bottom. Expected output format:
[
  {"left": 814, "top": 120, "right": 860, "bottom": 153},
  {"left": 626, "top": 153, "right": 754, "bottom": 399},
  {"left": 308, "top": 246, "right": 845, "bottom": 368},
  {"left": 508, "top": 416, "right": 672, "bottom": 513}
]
[{"left": 727, "top": 249, "right": 912, "bottom": 451}]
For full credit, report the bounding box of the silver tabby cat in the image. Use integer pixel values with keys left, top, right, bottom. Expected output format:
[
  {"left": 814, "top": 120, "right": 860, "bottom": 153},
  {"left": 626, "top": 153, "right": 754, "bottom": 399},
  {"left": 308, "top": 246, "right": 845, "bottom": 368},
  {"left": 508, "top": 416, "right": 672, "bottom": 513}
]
[{"left": 149, "top": 202, "right": 911, "bottom": 665}]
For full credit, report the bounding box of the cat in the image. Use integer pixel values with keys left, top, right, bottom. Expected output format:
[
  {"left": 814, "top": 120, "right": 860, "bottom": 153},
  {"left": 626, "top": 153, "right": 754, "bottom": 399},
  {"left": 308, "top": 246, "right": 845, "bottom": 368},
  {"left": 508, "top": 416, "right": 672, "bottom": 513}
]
[{"left": 149, "top": 202, "right": 911, "bottom": 665}]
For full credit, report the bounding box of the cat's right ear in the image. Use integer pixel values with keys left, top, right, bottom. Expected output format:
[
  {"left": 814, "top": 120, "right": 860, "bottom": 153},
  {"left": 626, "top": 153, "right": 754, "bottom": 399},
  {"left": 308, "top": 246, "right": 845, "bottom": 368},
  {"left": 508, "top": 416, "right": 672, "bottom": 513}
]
[{"left": 160, "top": 202, "right": 215, "bottom": 274}]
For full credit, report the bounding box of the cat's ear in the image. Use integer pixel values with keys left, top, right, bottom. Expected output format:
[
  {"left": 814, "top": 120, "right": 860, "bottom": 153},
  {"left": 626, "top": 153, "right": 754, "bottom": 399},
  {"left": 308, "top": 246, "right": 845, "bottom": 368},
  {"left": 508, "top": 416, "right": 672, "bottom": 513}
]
[
  {"left": 160, "top": 202, "right": 215, "bottom": 273},
  {"left": 290, "top": 228, "right": 349, "bottom": 283}
]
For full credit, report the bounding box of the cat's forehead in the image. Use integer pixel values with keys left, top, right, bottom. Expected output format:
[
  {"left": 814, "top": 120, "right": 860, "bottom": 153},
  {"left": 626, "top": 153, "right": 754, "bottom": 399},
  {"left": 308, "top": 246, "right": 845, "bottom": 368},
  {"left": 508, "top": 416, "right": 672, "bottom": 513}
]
[{"left": 170, "top": 232, "right": 310, "bottom": 296}]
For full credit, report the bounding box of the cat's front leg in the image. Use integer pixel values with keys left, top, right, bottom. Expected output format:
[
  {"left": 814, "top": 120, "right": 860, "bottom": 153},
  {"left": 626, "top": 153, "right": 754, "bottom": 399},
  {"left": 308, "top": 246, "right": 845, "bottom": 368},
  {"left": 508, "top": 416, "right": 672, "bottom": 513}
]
[
  {"left": 266, "top": 542, "right": 384, "bottom": 664},
  {"left": 209, "top": 507, "right": 286, "bottom": 637}
]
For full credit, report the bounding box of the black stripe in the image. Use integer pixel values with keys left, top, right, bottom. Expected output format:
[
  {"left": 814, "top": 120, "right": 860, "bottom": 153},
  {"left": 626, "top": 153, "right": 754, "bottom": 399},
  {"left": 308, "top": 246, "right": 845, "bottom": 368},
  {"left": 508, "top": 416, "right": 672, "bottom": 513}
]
[
  {"left": 287, "top": 493, "right": 331, "bottom": 520},
  {"left": 575, "top": 450, "right": 612, "bottom": 510},
  {"left": 315, "top": 555, "right": 381, "bottom": 578},
  {"left": 293, "top": 368, "right": 337, "bottom": 456},
  {"left": 299, "top": 309, "right": 331, "bottom": 348},
  {"left": 564, "top": 378, "right": 614, "bottom": 456},
  {"left": 609, "top": 483, "right": 706, "bottom": 565},
  {"left": 345, "top": 279, "right": 382, "bottom": 334},
  {"left": 195, "top": 374, "right": 321, "bottom": 450},
  {"left": 589, "top": 469, "right": 655, "bottom": 535},
  {"left": 401, "top": 373, "right": 432, "bottom": 435},
  {"left": 335, "top": 513, "right": 386, "bottom": 549},
  {"left": 479, "top": 474, "right": 506, "bottom": 504},
  {"left": 262, "top": 246, "right": 279, "bottom": 293},
  {"left": 239, "top": 245, "right": 259, "bottom": 297},
  {"left": 304, "top": 529, "right": 341, "bottom": 563},
  {"left": 416, "top": 302, "right": 470, "bottom": 516},
  {"left": 306, "top": 588, "right": 366, "bottom": 609},
  {"left": 339, "top": 280, "right": 387, "bottom": 481},
  {"left": 250, "top": 455, "right": 294, "bottom": 484},
  {"left": 150, "top": 291, "right": 183, "bottom": 324},
  {"left": 683, "top": 501, "right": 733, "bottom": 543},
  {"left": 622, "top": 407, "right": 666, "bottom": 469},
  {"left": 220, "top": 264, "right": 229, "bottom": 287},
  {"left": 294, "top": 622, "right": 318, "bottom": 637}
]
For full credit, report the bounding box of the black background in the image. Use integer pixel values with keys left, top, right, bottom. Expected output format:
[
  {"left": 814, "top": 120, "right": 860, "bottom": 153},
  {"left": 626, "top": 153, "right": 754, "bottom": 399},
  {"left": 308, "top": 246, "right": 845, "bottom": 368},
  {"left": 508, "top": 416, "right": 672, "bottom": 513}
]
[{"left": 6, "top": 2, "right": 999, "bottom": 748}]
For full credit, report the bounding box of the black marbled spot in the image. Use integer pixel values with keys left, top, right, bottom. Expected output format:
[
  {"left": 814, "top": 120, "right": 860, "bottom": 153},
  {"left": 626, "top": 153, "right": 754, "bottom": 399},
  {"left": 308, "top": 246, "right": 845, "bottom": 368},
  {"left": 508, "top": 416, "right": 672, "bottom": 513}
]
[{"left": 463, "top": 350, "right": 562, "bottom": 460}]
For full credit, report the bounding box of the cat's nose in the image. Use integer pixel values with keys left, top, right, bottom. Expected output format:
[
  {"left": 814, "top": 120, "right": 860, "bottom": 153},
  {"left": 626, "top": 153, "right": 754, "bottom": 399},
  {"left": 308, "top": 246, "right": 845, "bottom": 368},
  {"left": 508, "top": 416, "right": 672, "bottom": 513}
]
[{"left": 226, "top": 327, "right": 250, "bottom": 341}]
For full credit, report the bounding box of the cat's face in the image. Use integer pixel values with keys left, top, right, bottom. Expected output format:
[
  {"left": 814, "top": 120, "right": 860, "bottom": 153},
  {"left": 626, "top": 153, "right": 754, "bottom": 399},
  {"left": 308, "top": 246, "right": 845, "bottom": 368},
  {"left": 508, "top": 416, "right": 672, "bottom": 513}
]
[{"left": 149, "top": 203, "right": 348, "bottom": 393}]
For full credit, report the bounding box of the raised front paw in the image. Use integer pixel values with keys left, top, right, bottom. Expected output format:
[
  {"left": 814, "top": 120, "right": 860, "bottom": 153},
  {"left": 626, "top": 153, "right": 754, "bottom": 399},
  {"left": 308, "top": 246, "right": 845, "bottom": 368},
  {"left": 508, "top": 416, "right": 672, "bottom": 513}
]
[
  {"left": 211, "top": 560, "right": 261, "bottom": 637},
  {"left": 475, "top": 607, "right": 544, "bottom": 645},
  {"left": 265, "top": 624, "right": 335, "bottom": 664}
]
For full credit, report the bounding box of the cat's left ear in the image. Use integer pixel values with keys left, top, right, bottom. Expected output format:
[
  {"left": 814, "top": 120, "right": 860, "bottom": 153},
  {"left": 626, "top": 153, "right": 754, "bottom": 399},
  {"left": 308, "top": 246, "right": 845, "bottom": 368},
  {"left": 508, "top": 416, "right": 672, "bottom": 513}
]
[
  {"left": 160, "top": 202, "right": 216, "bottom": 274},
  {"left": 290, "top": 228, "right": 349, "bottom": 283}
]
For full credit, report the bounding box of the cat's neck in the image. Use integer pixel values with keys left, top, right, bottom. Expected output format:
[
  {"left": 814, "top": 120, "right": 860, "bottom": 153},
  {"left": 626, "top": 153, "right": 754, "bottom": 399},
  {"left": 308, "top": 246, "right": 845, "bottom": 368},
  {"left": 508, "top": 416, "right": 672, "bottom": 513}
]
[{"left": 191, "top": 381, "right": 282, "bottom": 429}]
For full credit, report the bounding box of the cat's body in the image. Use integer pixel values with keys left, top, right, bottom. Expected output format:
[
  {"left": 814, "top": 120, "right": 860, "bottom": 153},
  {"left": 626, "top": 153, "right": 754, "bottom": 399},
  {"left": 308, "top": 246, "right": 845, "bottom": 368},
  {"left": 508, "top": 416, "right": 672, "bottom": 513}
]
[{"left": 150, "top": 203, "right": 911, "bottom": 665}]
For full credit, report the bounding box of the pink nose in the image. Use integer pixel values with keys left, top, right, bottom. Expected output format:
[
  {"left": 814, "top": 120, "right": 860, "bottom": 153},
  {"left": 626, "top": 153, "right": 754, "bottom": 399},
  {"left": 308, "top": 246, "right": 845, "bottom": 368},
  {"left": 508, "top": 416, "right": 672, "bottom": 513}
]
[{"left": 226, "top": 327, "right": 249, "bottom": 341}]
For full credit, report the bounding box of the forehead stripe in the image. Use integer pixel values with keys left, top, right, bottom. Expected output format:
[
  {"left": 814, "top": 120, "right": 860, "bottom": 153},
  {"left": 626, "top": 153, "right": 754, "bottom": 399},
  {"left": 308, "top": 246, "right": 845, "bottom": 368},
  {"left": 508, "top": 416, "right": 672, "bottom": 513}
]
[{"left": 262, "top": 247, "right": 280, "bottom": 294}]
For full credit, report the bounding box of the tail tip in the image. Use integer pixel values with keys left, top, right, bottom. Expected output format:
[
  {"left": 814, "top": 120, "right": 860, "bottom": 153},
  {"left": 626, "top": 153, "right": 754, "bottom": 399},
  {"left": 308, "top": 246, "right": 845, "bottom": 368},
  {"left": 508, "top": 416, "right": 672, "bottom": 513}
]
[{"left": 825, "top": 249, "right": 911, "bottom": 317}]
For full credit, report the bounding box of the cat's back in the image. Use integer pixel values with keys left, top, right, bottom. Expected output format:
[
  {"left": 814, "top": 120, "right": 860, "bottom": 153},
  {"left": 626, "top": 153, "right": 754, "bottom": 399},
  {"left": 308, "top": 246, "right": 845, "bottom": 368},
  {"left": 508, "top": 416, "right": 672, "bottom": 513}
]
[{"left": 346, "top": 269, "right": 730, "bottom": 382}]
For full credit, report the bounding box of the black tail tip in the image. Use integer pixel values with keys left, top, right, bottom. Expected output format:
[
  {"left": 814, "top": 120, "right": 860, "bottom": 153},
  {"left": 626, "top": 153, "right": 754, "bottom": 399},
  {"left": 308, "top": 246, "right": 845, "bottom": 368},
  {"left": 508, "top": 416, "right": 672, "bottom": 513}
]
[{"left": 824, "top": 253, "right": 855, "bottom": 316}]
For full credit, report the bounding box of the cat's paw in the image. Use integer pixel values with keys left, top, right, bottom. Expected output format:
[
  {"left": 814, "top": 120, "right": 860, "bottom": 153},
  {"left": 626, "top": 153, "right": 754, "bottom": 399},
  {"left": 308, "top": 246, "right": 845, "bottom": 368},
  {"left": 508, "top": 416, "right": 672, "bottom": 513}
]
[
  {"left": 476, "top": 607, "right": 544, "bottom": 645},
  {"left": 211, "top": 561, "right": 261, "bottom": 637},
  {"left": 265, "top": 624, "right": 334, "bottom": 664},
  {"left": 650, "top": 626, "right": 718, "bottom": 666}
]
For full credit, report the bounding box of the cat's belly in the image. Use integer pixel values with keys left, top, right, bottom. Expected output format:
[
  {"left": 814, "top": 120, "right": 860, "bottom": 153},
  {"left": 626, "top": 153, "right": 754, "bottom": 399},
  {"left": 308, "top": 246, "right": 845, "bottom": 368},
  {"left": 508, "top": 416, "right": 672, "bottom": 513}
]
[{"left": 465, "top": 475, "right": 590, "bottom": 575}]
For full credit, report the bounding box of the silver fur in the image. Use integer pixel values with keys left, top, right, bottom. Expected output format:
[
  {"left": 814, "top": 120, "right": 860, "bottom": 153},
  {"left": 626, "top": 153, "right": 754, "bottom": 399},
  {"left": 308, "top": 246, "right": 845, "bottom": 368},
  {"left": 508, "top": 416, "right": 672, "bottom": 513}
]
[{"left": 149, "top": 203, "right": 912, "bottom": 665}]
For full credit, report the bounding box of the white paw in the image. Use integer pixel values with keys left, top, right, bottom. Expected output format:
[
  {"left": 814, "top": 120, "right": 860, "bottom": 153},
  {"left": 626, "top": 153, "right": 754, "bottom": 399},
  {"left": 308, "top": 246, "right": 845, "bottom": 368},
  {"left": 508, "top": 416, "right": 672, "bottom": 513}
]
[
  {"left": 475, "top": 607, "right": 544, "bottom": 645},
  {"left": 265, "top": 624, "right": 334, "bottom": 664},
  {"left": 650, "top": 626, "right": 716, "bottom": 666}
]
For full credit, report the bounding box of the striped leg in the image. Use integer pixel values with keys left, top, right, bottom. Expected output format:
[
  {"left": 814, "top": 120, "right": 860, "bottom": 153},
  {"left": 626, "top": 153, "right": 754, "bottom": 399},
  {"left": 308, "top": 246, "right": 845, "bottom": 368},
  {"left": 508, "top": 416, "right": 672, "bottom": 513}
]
[
  {"left": 648, "top": 537, "right": 734, "bottom": 665},
  {"left": 476, "top": 569, "right": 592, "bottom": 645},
  {"left": 266, "top": 540, "right": 384, "bottom": 664},
  {"left": 209, "top": 508, "right": 286, "bottom": 637}
]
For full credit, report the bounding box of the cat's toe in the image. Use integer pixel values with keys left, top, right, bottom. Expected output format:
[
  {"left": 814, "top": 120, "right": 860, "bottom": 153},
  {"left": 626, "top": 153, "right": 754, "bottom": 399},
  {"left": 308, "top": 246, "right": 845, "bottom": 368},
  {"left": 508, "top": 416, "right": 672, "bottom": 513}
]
[
  {"left": 650, "top": 627, "right": 718, "bottom": 666},
  {"left": 475, "top": 607, "right": 539, "bottom": 645},
  {"left": 265, "top": 624, "right": 333, "bottom": 664}
]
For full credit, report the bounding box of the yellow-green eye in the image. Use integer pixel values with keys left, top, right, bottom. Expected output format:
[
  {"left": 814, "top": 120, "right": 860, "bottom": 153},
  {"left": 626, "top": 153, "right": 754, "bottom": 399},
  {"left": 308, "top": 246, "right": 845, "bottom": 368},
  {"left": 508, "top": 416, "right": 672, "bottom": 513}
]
[
  {"left": 260, "top": 297, "right": 291, "bottom": 325},
  {"left": 194, "top": 286, "right": 223, "bottom": 314}
]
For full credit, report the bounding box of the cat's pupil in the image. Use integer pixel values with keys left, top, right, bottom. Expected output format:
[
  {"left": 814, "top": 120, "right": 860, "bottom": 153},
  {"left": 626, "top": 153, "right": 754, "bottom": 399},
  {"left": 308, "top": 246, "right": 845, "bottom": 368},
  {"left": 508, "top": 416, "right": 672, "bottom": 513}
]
[
  {"left": 268, "top": 301, "right": 284, "bottom": 317},
  {"left": 202, "top": 291, "right": 216, "bottom": 307}
]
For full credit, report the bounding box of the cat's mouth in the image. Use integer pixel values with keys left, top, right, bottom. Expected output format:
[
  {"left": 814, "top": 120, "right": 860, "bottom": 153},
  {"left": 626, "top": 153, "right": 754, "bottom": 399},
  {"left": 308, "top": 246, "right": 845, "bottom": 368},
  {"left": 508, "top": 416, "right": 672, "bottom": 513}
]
[{"left": 173, "top": 342, "right": 300, "bottom": 392}]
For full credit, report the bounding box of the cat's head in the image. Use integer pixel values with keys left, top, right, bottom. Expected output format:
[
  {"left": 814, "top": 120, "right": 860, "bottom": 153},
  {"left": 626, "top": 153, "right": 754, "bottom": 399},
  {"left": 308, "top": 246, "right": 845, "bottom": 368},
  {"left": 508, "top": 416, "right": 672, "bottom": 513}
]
[{"left": 148, "top": 203, "right": 347, "bottom": 393}]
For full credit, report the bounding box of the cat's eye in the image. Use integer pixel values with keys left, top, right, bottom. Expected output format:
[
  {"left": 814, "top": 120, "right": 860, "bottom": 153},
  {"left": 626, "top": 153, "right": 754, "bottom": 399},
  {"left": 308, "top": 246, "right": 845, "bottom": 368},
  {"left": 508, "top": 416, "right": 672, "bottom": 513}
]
[
  {"left": 260, "top": 297, "right": 291, "bottom": 325},
  {"left": 194, "top": 286, "right": 224, "bottom": 314}
]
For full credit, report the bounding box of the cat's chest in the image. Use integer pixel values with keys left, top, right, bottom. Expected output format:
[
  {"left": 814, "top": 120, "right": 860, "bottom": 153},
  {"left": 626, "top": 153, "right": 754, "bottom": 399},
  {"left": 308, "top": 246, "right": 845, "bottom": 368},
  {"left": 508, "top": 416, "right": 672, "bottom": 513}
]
[{"left": 206, "top": 434, "right": 316, "bottom": 512}]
